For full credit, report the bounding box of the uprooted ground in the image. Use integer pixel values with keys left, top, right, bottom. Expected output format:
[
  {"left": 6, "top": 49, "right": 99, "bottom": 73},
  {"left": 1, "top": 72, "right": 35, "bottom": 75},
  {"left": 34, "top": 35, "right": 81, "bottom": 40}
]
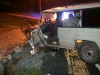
[{"left": 0, "top": 12, "right": 38, "bottom": 60}]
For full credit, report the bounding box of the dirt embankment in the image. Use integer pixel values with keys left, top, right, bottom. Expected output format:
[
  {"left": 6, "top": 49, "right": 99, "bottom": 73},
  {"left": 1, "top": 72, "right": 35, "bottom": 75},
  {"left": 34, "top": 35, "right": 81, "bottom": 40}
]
[
  {"left": 0, "top": 27, "right": 27, "bottom": 60},
  {"left": 0, "top": 12, "right": 38, "bottom": 61},
  {"left": 0, "top": 13, "right": 28, "bottom": 61}
]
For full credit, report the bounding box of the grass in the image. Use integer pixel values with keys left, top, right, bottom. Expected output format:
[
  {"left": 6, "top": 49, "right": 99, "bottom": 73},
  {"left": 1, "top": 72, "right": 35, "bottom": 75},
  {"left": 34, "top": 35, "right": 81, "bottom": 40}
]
[
  {"left": 21, "top": 69, "right": 42, "bottom": 75},
  {"left": 0, "top": 13, "right": 38, "bottom": 28},
  {"left": 13, "top": 68, "right": 43, "bottom": 75}
]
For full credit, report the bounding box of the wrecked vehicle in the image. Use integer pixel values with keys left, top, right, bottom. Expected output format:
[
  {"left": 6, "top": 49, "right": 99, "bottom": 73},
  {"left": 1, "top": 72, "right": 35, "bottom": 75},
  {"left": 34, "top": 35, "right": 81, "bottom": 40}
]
[{"left": 21, "top": 2, "right": 100, "bottom": 64}]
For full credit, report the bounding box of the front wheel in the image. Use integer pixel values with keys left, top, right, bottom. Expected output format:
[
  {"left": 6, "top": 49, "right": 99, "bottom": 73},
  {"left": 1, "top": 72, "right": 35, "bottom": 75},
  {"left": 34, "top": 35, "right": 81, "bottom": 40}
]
[{"left": 79, "top": 41, "right": 100, "bottom": 64}]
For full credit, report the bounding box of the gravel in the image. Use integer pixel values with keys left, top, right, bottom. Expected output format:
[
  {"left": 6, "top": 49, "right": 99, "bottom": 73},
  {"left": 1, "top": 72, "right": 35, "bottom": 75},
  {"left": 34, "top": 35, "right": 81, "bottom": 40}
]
[{"left": 1, "top": 44, "right": 100, "bottom": 75}]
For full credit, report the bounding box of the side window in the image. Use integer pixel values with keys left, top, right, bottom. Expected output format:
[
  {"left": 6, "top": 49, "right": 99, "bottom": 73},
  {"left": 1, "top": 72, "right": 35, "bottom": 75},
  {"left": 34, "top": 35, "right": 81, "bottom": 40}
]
[
  {"left": 62, "top": 10, "right": 81, "bottom": 27},
  {"left": 82, "top": 8, "right": 100, "bottom": 27}
]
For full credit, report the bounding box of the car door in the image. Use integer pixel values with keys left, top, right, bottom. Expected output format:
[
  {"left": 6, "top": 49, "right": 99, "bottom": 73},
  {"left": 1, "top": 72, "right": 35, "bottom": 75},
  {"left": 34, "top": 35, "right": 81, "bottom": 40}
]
[{"left": 58, "top": 27, "right": 77, "bottom": 48}]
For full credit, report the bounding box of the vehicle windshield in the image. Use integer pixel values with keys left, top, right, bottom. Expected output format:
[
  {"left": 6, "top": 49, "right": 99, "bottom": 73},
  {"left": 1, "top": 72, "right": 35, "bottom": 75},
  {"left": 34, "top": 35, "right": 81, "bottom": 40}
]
[{"left": 40, "top": 12, "right": 57, "bottom": 25}]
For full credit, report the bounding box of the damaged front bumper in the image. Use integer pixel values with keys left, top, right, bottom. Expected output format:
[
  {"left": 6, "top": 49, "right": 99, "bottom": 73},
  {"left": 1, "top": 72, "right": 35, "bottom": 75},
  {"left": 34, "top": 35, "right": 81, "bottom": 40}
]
[{"left": 20, "top": 19, "right": 45, "bottom": 55}]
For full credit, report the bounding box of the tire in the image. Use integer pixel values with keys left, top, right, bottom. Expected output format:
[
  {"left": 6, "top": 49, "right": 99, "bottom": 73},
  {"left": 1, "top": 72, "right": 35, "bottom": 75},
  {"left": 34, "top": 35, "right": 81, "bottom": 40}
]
[{"left": 79, "top": 41, "right": 100, "bottom": 64}]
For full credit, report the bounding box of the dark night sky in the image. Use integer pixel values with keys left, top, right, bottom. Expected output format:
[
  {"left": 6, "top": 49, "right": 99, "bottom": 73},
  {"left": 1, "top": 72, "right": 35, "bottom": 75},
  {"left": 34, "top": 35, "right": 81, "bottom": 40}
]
[
  {"left": 43, "top": 0, "right": 86, "bottom": 7},
  {"left": 0, "top": 0, "right": 90, "bottom": 12},
  {"left": 40, "top": 0, "right": 87, "bottom": 10}
]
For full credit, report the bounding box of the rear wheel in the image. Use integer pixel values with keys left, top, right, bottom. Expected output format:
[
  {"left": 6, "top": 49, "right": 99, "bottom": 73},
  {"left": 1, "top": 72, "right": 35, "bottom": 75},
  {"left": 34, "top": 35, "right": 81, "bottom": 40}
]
[{"left": 79, "top": 41, "right": 100, "bottom": 64}]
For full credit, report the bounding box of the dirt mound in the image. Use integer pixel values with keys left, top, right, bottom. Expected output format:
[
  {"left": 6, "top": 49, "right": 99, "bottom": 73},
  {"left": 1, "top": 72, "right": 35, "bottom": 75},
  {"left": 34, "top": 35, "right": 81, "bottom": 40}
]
[{"left": 0, "top": 27, "right": 26, "bottom": 61}]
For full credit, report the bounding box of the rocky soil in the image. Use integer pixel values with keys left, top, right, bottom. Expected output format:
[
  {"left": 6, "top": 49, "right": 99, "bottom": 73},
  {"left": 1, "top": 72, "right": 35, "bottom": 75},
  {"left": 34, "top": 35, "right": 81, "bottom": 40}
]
[
  {"left": 0, "top": 45, "right": 100, "bottom": 75},
  {"left": 65, "top": 49, "right": 100, "bottom": 75},
  {"left": 0, "top": 27, "right": 27, "bottom": 61}
]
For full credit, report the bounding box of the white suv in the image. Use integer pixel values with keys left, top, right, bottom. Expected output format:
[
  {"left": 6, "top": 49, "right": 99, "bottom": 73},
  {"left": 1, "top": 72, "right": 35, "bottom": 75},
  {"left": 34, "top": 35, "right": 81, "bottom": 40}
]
[{"left": 24, "top": 2, "right": 100, "bottom": 64}]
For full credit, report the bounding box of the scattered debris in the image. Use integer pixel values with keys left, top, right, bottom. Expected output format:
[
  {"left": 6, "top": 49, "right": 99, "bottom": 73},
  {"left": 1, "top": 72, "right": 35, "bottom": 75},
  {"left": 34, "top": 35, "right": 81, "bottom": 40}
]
[
  {"left": 0, "top": 62, "right": 4, "bottom": 75},
  {"left": 47, "top": 73, "right": 50, "bottom": 75},
  {"left": 0, "top": 52, "right": 5, "bottom": 61},
  {"left": 2, "top": 56, "right": 8, "bottom": 63},
  {"left": 30, "top": 50, "right": 36, "bottom": 55},
  {"left": 13, "top": 46, "right": 21, "bottom": 52},
  {"left": 7, "top": 54, "right": 12, "bottom": 60},
  {"left": 16, "top": 41, "right": 23, "bottom": 45},
  {"left": 52, "top": 52, "right": 56, "bottom": 56},
  {"left": 5, "top": 36, "right": 9, "bottom": 38}
]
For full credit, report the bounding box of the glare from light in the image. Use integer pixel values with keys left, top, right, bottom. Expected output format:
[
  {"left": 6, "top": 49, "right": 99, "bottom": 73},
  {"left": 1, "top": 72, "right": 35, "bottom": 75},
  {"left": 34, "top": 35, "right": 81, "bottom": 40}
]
[
  {"left": 43, "top": 34, "right": 48, "bottom": 39},
  {"left": 62, "top": 12, "right": 70, "bottom": 20},
  {"left": 53, "top": 13, "right": 57, "bottom": 21}
]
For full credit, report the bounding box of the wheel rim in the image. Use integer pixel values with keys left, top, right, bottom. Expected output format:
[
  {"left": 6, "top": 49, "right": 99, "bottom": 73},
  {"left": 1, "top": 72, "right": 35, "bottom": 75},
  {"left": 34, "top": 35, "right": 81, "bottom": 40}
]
[
  {"left": 85, "top": 49, "right": 94, "bottom": 58},
  {"left": 83, "top": 46, "right": 97, "bottom": 60}
]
